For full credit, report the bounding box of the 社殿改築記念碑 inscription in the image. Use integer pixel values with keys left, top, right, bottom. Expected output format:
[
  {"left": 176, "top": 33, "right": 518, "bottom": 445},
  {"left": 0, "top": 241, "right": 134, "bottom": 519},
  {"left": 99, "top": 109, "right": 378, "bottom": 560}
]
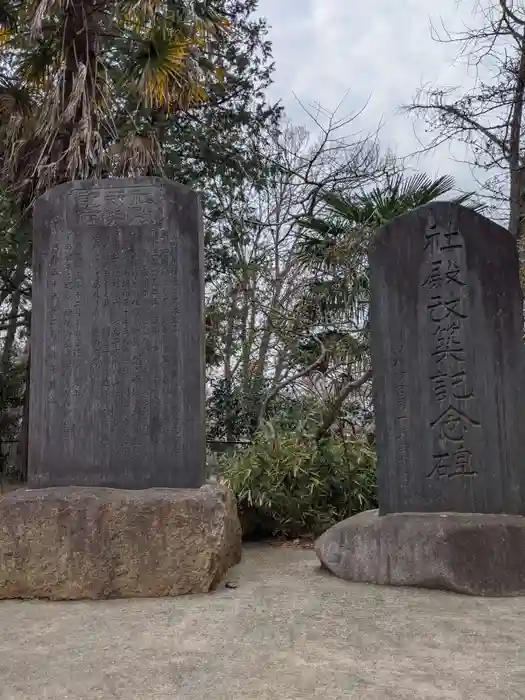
[{"left": 369, "top": 202, "right": 525, "bottom": 515}]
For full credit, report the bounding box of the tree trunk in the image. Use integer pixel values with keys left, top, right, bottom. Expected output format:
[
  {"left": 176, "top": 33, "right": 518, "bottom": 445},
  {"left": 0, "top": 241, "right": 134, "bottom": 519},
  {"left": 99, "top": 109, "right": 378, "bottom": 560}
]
[
  {"left": 16, "top": 342, "right": 30, "bottom": 483},
  {"left": 1, "top": 286, "right": 22, "bottom": 376},
  {"left": 222, "top": 294, "right": 238, "bottom": 442},
  {"left": 315, "top": 369, "right": 372, "bottom": 442},
  {"left": 507, "top": 26, "right": 525, "bottom": 287},
  {"left": 58, "top": 0, "right": 98, "bottom": 181},
  {"left": 0, "top": 262, "right": 26, "bottom": 431}
]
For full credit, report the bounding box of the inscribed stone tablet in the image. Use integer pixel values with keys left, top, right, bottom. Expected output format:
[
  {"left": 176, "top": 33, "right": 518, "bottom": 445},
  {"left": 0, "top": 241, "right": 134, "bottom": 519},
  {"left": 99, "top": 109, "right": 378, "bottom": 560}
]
[
  {"left": 369, "top": 202, "right": 525, "bottom": 514},
  {"left": 28, "top": 178, "right": 205, "bottom": 489}
]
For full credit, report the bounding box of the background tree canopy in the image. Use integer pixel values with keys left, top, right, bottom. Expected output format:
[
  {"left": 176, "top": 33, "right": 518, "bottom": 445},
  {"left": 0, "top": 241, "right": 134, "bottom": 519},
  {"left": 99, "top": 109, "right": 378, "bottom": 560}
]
[{"left": 0, "top": 0, "right": 496, "bottom": 520}]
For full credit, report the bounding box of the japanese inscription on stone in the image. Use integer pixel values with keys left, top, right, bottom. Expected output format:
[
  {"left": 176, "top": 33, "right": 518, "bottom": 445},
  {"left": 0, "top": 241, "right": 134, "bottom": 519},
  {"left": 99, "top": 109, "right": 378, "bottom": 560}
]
[
  {"left": 28, "top": 178, "right": 205, "bottom": 489},
  {"left": 421, "top": 218, "right": 480, "bottom": 481},
  {"left": 369, "top": 202, "right": 525, "bottom": 515}
]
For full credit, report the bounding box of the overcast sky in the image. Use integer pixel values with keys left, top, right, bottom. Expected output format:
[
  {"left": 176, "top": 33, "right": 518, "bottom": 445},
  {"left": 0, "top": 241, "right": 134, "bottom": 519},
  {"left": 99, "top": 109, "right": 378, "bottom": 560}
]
[{"left": 257, "top": 0, "right": 484, "bottom": 192}]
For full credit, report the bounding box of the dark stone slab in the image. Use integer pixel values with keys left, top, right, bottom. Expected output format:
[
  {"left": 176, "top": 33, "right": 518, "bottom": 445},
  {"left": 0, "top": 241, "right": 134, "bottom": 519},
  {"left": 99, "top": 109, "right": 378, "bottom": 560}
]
[
  {"left": 316, "top": 509, "right": 525, "bottom": 596},
  {"left": 369, "top": 202, "right": 525, "bottom": 515},
  {"left": 28, "top": 178, "right": 205, "bottom": 489}
]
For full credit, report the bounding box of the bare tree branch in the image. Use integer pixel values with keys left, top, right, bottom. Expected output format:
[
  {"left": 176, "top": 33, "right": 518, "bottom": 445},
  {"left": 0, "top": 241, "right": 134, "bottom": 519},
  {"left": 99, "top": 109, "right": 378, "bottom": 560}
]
[
  {"left": 315, "top": 369, "right": 373, "bottom": 441},
  {"left": 405, "top": 0, "right": 525, "bottom": 257},
  {"left": 257, "top": 344, "right": 328, "bottom": 429}
]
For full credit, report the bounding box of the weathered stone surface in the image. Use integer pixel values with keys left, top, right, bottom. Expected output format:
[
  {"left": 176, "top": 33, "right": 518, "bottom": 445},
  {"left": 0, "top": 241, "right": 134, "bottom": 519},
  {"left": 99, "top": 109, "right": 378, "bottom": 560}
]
[
  {"left": 0, "top": 484, "right": 241, "bottom": 599},
  {"left": 316, "top": 509, "right": 525, "bottom": 596},
  {"left": 369, "top": 202, "right": 525, "bottom": 514},
  {"left": 29, "top": 178, "right": 205, "bottom": 489}
]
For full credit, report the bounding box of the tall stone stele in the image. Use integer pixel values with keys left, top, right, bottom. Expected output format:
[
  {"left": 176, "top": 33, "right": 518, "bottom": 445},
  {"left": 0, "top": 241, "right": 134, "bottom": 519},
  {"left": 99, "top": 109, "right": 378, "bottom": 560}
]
[
  {"left": 0, "top": 178, "right": 242, "bottom": 602},
  {"left": 28, "top": 178, "right": 205, "bottom": 489},
  {"left": 315, "top": 203, "right": 525, "bottom": 596},
  {"left": 369, "top": 202, "right": 525, "bottom": 515}
]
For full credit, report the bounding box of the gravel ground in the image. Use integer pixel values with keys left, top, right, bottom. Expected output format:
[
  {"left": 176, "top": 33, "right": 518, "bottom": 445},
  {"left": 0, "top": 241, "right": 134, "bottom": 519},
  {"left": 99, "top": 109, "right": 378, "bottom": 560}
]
[{"left": 0, "top": 543, "right": 524, "bottom": 699}]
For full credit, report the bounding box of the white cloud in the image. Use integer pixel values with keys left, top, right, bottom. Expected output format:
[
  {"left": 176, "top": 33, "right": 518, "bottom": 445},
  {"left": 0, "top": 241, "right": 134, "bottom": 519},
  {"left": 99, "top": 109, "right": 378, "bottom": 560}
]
[{"left": 257, "top": 0, "right": 486, "bottom": 192}]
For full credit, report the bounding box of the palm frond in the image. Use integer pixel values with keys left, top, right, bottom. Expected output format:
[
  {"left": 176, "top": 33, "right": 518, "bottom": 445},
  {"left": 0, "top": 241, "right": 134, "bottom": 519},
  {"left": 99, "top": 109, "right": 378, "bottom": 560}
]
[
  {"left": 322, "top": 192, "right": 362, "bottom": 221},
  {"left": 296, "top": 215, "right": 344, "bottom": 237},
  {"left": 0, "top": 85, "right": 34, "bottom": 119},
  {"left": 128, "top": 27, "right": 204, "bottom": 109},
  {"left": 17, "top": 38, "right": 59, "bottom": 86},
  {"left": 0, "top": 0, "right": 230, "bottom": 200},
  {"left": 312, "top": 172, "right": 471, "bottom": 233},
  {"left": 0, "top": 0, "right": 17, "bottom": 30},
  {"left": 294, "top": 171, "right": 471, "bottom": 330},
  {"left": 109, "top": 131, "right": 163, "bottom": 176}
]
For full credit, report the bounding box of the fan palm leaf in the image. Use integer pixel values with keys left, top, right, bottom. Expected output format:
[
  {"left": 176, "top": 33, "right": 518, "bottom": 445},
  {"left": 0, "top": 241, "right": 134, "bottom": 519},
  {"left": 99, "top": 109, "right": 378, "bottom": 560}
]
[
  {"left": 0, "top": 0, "right": 230, "bottom": 202},
  {"left": 0, "top": 0, "right": 17, "bottom": 30},
  {"left": 129, "top": 26, "right": 204, "bottom": 109},
  {"left": 295, "top": 172, "right": 476, "bottom": 325},
  {"left": 312, "top": 173, "right": 474, "bottom": 231},
  {"left": 298, "top": 173, "right": 480, "bottom": 262}
]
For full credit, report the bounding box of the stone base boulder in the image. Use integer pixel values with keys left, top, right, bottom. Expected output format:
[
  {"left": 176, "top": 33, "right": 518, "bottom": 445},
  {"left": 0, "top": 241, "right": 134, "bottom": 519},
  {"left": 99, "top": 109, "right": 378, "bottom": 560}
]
[
  {"left": 0, "top": 484, "right": 242, "bottom": 600},
  {"left": 316, "top": 509, "right": 525, "bottom": 596}
]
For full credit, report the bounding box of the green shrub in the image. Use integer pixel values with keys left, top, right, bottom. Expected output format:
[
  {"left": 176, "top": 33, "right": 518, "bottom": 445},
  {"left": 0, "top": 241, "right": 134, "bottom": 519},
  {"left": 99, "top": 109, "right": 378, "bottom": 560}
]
[{"left": 218, "top": 426, "right": 377, "bottom": 538}]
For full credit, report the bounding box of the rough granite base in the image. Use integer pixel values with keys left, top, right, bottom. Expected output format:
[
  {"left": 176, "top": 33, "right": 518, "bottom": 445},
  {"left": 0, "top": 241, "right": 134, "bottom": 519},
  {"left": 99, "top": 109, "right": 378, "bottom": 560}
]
[
  {"left": 316, "top": 509, "right": 525, "bottom": 596},
  {"left": 0, "top": 484, "right": 242, "bottom": 600}
]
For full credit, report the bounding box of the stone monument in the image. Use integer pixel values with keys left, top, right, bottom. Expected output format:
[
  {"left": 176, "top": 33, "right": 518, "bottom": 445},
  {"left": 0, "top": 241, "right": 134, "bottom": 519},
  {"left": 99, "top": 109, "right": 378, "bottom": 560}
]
[
  {"left": 0, "top": 178, "right": 241, "bottom": 600},
  {"left": 316, "top": 202, "right": 525, "bottom": 595},
  {"left": 29, "top": 178, "right": 204, "bottom": 489},
  {"left": 370, "top": 201, "right": 525, "bottom": 514}
]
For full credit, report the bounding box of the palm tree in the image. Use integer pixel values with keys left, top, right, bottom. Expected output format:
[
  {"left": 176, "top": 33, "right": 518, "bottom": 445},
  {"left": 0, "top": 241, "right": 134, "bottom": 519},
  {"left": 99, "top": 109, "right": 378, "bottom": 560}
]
[
  {"left": 304, "top": 173, "right": 476, "bottom": 229},
  {"left": 296, "top": 173, "right": 478, "bottom": 323},
  {"left": 0, "top": 1, "right": 231, "bottom": 482},
  {"left": 0, "top": 0, "right": 229, "bottom": 205},
  {"left": 295, "top": 172, "right": 479, "bottom": 440}
]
